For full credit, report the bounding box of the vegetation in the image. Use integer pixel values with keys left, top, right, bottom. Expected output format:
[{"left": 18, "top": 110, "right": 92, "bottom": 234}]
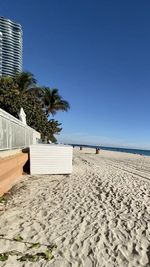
[
  {"left": 0, "top": 234, "right": 56, "bottom": 262},
  {"left": 0, "top": 72, "right": 70, "bottom": 142},
  {"left": 42, "top": 87, "right": 70, "bottom": 116}
]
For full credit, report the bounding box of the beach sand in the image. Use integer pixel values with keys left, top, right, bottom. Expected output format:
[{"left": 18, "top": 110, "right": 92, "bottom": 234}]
[{"left": 1, "top": 148, "right": 150, "bottom": 266}]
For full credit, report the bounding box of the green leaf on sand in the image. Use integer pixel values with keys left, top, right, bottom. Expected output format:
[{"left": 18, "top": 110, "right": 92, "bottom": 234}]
[
  {"left": 37, "top": 250, "right": 53, "bottom": 260},
  {"left": 0, "top": 253, "right": 8, "bottom": 261},
  {"left": 28, "top": 242, "right": 41, "bottom": 249},
  {"left": 18, "top": 254, "right": 39, "bottom": 262},
  {"left": 44, "top": 249, "right": 54, "bottom": 260},
  {"left": 13, "top": 235, "right": 24, "bottom": 242},
  {"left": 0, "top": 196, "right": 7, "bottom": 203}
]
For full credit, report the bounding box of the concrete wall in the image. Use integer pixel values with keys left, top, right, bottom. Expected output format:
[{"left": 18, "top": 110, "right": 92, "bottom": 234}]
[{"left": 0, "top": 151, "right": 28, "bottom": 196}]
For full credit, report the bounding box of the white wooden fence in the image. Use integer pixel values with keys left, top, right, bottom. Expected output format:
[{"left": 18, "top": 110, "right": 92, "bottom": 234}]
[{"left": 0, "top": 108, "right": 41, "bottom": 150}]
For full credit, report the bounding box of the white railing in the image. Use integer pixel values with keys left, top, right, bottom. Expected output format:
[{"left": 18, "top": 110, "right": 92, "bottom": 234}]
[{"left": 0, "top": 108, "right": 41, "bottom": 150}]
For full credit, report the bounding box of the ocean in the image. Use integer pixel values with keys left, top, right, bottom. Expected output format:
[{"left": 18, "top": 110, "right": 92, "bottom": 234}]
[{"left": 71, "top": 144, "right": 150, "bottom": 157}]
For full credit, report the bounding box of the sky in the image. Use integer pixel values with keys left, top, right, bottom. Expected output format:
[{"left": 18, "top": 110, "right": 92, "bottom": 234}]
[{"left": 1, "top": 0, "right": 150, "bottom": 149}]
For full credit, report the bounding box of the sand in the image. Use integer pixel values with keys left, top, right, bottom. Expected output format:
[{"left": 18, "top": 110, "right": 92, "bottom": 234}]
[{"left": 0, "top": 148, "right": 150, "bottom": 267}]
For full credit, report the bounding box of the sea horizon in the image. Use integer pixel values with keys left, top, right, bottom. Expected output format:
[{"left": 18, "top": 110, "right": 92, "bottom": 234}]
[{"left": 70, "top": 144, "right": 150, "bottom": 156}]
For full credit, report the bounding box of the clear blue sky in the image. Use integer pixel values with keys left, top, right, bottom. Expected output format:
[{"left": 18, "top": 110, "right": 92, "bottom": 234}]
[{"left": 1, "top": 0, "right": 150, "bottom": 149}]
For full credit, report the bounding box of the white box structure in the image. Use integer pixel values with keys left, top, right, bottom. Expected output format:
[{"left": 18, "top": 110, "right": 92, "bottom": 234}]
[{"left": 30, "top": 144, "right": 73, "bottom": 175}]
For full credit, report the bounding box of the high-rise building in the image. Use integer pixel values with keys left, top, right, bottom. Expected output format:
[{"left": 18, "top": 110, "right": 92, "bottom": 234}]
[
  {"left": 0, "top": 32, "right": 2, "bottom": 77},
  {"left": 0, "top": 17, "right": 22, "bottom": 77}
]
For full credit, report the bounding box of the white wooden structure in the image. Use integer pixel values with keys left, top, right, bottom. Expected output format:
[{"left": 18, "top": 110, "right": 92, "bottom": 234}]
[
  {"left": 0, "top": 108, "right": 41, "bottom": 150},
  {"left": 19, "top": 107, "right": 27, "bottom": 125},
  {"left": 30, "top": 144, "right": 73, "bottom": 174}
]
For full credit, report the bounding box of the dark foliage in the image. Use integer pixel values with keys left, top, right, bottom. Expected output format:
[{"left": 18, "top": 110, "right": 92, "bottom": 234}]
[{"left": 0, "top": 73, "right": 68, "bottom": 142}]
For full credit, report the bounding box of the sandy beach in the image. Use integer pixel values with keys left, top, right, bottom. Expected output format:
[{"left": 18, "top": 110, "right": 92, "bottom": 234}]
[{"left": 1, "top": 148, "right": 150, "bottom": 267}]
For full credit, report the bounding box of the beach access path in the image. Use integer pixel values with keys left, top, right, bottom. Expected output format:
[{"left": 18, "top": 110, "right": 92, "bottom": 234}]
[{"left": 0, "top": 148, "right": 150, "bottom": 267}]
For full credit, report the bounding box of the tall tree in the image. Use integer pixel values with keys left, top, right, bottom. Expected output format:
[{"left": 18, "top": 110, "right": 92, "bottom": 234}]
[
  {"left": 41, "top": 87, "right": 70, "bottom": 116},
  {"left": 0, "top": 72, "right": 70, "bottom": 142},
  {"left": 13, "top": 71, "right": 37, "bottom": 92}
]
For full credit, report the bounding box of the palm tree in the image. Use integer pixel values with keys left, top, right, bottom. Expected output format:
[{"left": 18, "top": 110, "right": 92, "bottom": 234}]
[
  {"left": 13, "top": 72, "right": 46, "bottom": 103},
  {"left": 0, "top": 71, "right": 40, "bottom": 95},
  {"left": 42, "top": 87, "right": 70, "bottom": 116},
  {"left": 0, "top": 71, "right": 70, "bottom": 142},
  {"left": 13, "top": 71, "right": 37, "bottom": 92},
  {"left": 49, "top": 119, "right": 62, "bottom": 134}
]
